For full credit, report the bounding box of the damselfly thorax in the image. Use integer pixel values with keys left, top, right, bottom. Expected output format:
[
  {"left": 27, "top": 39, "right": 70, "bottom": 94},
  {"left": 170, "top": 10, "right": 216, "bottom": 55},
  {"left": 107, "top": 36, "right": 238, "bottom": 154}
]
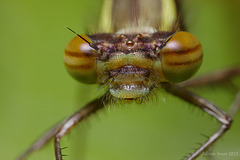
[{"left": 64, "top": 0, "right": 203, "bottom": 100}]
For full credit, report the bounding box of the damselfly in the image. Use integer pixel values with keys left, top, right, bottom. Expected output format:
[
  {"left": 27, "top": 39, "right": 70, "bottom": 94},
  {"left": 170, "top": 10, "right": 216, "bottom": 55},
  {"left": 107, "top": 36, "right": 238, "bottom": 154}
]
[{"left": 17, "top": 0, "right": 240, "bottom": 160}]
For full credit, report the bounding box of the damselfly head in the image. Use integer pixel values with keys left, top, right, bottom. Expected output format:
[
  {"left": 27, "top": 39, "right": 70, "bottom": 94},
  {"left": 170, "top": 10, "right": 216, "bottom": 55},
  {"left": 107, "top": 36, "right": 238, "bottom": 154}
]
[{"left": 65, "top": 30, "right": 202, "bottom": 100}]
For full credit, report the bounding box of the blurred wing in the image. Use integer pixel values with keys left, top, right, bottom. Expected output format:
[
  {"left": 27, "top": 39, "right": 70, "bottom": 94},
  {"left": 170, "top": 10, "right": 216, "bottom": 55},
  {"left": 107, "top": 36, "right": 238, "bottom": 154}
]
[{"left": 98, "top": 0, "right": 184, "bottom": 33}]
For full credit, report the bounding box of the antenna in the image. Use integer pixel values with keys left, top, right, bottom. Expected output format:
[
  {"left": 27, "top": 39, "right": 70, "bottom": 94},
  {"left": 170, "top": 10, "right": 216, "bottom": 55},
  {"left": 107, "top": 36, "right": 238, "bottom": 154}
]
[
  {"left": 159, "top": 33, "right": 176, "bottom": 49},
  {"left": 67, "top": 27, "right": 99, "bottom": 51}
]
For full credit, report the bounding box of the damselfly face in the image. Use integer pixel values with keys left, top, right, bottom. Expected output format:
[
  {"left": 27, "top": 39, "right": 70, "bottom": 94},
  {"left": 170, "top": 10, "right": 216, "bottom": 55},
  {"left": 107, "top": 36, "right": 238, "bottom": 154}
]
[{"left": 64, "top": 0, "right": 202, "bottom": 100}]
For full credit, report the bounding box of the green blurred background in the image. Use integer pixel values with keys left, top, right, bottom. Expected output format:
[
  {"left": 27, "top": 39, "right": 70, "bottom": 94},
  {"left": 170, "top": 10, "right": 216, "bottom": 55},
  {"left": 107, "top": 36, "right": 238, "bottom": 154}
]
[{"left": 0, "top": 0, "right": 240, "bottom": 160}]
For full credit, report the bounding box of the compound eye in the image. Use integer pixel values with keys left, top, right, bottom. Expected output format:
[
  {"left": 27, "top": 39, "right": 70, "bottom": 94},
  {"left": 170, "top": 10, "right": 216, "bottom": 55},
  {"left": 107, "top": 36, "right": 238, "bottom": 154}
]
[
  {"left": 64, "top": 35, "right": 97, "bottom": 84},
  {"left": 161, "top": 31, "right": 203, "bottom": 82}
]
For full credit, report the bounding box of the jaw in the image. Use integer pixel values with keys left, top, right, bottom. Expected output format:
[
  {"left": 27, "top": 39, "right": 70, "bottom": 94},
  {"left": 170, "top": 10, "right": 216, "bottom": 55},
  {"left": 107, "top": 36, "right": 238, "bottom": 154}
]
[{"left": 109, "top": 83, "right": 150, "bottom": 99}]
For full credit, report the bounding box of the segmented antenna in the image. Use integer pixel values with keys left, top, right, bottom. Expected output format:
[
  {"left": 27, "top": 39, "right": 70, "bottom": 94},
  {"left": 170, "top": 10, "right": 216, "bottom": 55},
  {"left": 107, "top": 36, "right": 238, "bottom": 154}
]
[{"left": 67, "top": 27, "right": 99, "bottom": 51}]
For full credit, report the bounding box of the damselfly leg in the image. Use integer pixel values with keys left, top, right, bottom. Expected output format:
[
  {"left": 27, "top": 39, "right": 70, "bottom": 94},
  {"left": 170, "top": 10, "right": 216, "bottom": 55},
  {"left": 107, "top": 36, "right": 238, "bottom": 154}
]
[
  {"left": 179, "top": 66, "right": 240, "bottom": 88},
  {"left": 17, "top": 96, "right": 109, "bottom": 160},
  {"left": 164, "top": 83, "right": 232, "bottom": 160}
]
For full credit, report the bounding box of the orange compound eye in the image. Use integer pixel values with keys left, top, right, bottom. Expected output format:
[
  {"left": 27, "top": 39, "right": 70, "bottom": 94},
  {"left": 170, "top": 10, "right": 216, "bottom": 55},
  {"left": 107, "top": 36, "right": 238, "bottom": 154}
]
[
  {"left": 161, "top": 31, "right": 203, "bottom": 83},
  {"left": 64, "top": 35, "right": 97, "bottom": 84}
]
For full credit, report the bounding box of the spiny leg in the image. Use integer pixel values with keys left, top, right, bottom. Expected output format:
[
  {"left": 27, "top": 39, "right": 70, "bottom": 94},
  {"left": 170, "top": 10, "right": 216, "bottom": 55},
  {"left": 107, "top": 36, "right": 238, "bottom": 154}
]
[
  {"left": 178, "top": 66, "right": 240, "bottom": 88},
  {"left": 17, "top": 122, "right": 64, "bottom": 160},
  {"left": 178, "top": 65, "right": 240, "bottom": 120},
  {"left": 17, "top": 95, "right": 109, "bottom": 160},
  {"left": 162, "top": 83, "right": 232, "bottom": 160},
  {"left": 53, "top": 95, "right": 110, "bottom": 160}
]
